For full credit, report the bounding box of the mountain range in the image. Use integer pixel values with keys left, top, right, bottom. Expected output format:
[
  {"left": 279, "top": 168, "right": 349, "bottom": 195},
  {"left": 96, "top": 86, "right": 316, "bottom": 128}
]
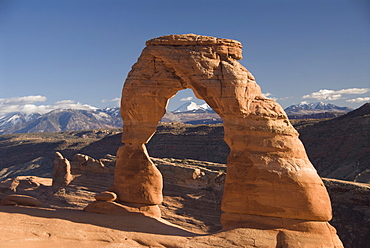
[
  {"left": 0, "top": 108, "right": 122, "bottom": 134},
  {"left": 174, "top": 102, "right": 214, "bottom": 113},
  {"left": 0, "top": 102, "right": 357, "bottom": 134},
  {"left": 284, "top": 102, "right": 352, "bottom": 119}
]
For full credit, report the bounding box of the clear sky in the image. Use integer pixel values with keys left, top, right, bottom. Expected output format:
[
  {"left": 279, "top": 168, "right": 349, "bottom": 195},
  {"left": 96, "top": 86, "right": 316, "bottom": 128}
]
[{"left": 0, "top": 0, "right": 369, "bottom": 114}]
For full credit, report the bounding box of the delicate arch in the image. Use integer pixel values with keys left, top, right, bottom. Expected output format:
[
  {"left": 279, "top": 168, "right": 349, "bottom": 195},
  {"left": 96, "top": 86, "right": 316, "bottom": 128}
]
[{"left": 108, "top": 34, "right": 342, "bottom": 247}]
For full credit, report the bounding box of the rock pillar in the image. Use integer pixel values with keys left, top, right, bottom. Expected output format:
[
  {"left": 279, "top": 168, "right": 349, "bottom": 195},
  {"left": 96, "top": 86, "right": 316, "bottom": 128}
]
[
  {"left": 114, "top": 51, "right": 184, "bottom": 208},
  {"left": 114, "top": 144, "right": 162, "bottom": 205},
  {"left": 52, "top": 152, "right": 73, "bottom": 193}
]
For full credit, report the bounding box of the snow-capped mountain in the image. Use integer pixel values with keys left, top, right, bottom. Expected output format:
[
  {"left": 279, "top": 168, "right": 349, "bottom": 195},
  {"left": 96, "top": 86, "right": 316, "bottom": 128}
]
[
  {"left": 285, "top": 102, "right": 352, "bottom": 113},
  {"left": 174, "top": 102, "right": 213, "bottom": 113},
  {"left": 284, "top": 102, "right": 352, "bottom": 119},
  {"left": 0, "top": 101, "right": 354, "bottom": 134},
  {"left": 0, "top": 109, "right": 122, "bottom": 134},
  {"left": 0, "top": 112, "right": 42, "bottom": 132},
  {"left": 100, "top": 107, "right": 120, "bottom": 117},
  {"left": 0, "top": 102, "right": 220, "bottom": 134}
]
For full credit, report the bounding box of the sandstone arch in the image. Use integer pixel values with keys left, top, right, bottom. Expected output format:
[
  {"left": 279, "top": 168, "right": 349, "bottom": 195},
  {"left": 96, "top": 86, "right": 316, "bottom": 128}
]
[{"left": 111, "top": 34, "right": 342, "bottom": 246}]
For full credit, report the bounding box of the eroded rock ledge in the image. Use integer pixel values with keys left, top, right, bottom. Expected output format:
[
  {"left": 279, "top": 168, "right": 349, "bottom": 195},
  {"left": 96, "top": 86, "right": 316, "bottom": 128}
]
[{"left": 146, "top": 34, "right": 243, "bottom": 48}]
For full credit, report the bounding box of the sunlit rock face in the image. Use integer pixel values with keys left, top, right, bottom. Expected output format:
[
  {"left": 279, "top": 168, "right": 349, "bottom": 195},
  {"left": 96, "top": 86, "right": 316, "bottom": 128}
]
[{"left": 115, "top": 34, "right": 343, "bottom": 247}]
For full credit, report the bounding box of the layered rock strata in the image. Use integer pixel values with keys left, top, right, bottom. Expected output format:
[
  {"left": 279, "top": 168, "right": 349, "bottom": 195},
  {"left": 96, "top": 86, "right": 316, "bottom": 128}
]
[{"left": 110, "top": 34, "right": 342, "bottom": 246}]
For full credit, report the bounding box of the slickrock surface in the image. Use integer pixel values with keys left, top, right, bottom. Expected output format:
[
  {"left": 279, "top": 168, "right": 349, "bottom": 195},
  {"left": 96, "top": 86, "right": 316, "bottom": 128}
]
[
  {"left": 2, "top": 205, "right": 338, "bottom": 248},
  {"left": 113, "top": 34, "right": 342, "bottom": 246},
  {"left": 0, "top": 206, "right": 195, "bottom": 248},
  {"left": 0, "top": 158, "right": 368, "bottom": 247}
]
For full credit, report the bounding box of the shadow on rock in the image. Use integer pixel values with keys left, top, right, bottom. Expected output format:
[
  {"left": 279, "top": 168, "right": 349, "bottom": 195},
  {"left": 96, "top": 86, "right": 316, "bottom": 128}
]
[{"left": 0, "top": 205, "right": 198, "bottom": 237}]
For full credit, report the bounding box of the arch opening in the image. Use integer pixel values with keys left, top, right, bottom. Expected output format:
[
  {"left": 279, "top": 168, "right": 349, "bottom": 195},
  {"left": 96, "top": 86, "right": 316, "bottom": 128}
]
[{"left": 161, "top": 88, "right": 222, "bottom": 125}]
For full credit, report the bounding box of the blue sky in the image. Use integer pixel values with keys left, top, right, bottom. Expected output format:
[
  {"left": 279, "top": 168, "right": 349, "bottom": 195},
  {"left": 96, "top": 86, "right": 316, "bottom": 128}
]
[{"left": 0, "top": 0, "right": 369, "bottom": 114}]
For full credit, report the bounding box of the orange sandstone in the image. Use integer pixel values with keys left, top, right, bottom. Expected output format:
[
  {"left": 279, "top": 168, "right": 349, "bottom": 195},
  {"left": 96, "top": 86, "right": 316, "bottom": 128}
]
[{"left": 90, "top": 34, "right": 342, "bottom": 247}]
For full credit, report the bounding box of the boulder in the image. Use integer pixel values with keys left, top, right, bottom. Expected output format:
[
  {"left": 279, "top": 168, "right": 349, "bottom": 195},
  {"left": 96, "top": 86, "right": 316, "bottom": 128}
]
[
  {"left": 0, "top": 194, "right": 42, "bottom": 207},
  {"left": 95, "top": 191, "right": 117, "bottom": 202}
]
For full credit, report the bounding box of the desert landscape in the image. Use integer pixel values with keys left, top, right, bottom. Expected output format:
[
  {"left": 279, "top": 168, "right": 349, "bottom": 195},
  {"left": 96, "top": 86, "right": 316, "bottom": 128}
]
[
  {"left": 2, "top": 156, "right": 368, "bottom": 248},
  {"left": 1, "top": 108, "right": 369, "bottom": 247},
  {"left": 1, "top": 34, "right": 369, "bottom": 248},
  {"left": 2, "top": 0, "right": 370, "bottom": 246}
]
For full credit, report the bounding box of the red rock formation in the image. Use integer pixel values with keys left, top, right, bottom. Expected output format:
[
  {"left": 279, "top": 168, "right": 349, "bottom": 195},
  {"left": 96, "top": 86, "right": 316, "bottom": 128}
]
[
  {"left": 95, "top": 191, "right": 117, "bottom": 202},
  {"left": 110, "top": 34, "right": 343, "bottom": 246},
  {"left": 0, "top": 194, "right": 42, "bottom": 207},
  {"left": 52, "top": 152, "right": 73, "bottom": 192}
]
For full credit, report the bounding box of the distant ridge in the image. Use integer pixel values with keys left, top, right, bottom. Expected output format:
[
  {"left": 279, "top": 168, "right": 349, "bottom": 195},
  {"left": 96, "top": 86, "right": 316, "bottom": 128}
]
[
  {"left": 0, "top": 109, "right": 122, "bottom": 134},
  {"left": 0, "top": 102, "right": 360, "bottom": 134},
  {"left": 335, "top": 102, "right": 370, "bottom": 120},
  {"left": 284, "top": 102, "right": 352, "bottom": 119},
  {"left": 298, "top": 102, "right": 370, "bottom": 183}
]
